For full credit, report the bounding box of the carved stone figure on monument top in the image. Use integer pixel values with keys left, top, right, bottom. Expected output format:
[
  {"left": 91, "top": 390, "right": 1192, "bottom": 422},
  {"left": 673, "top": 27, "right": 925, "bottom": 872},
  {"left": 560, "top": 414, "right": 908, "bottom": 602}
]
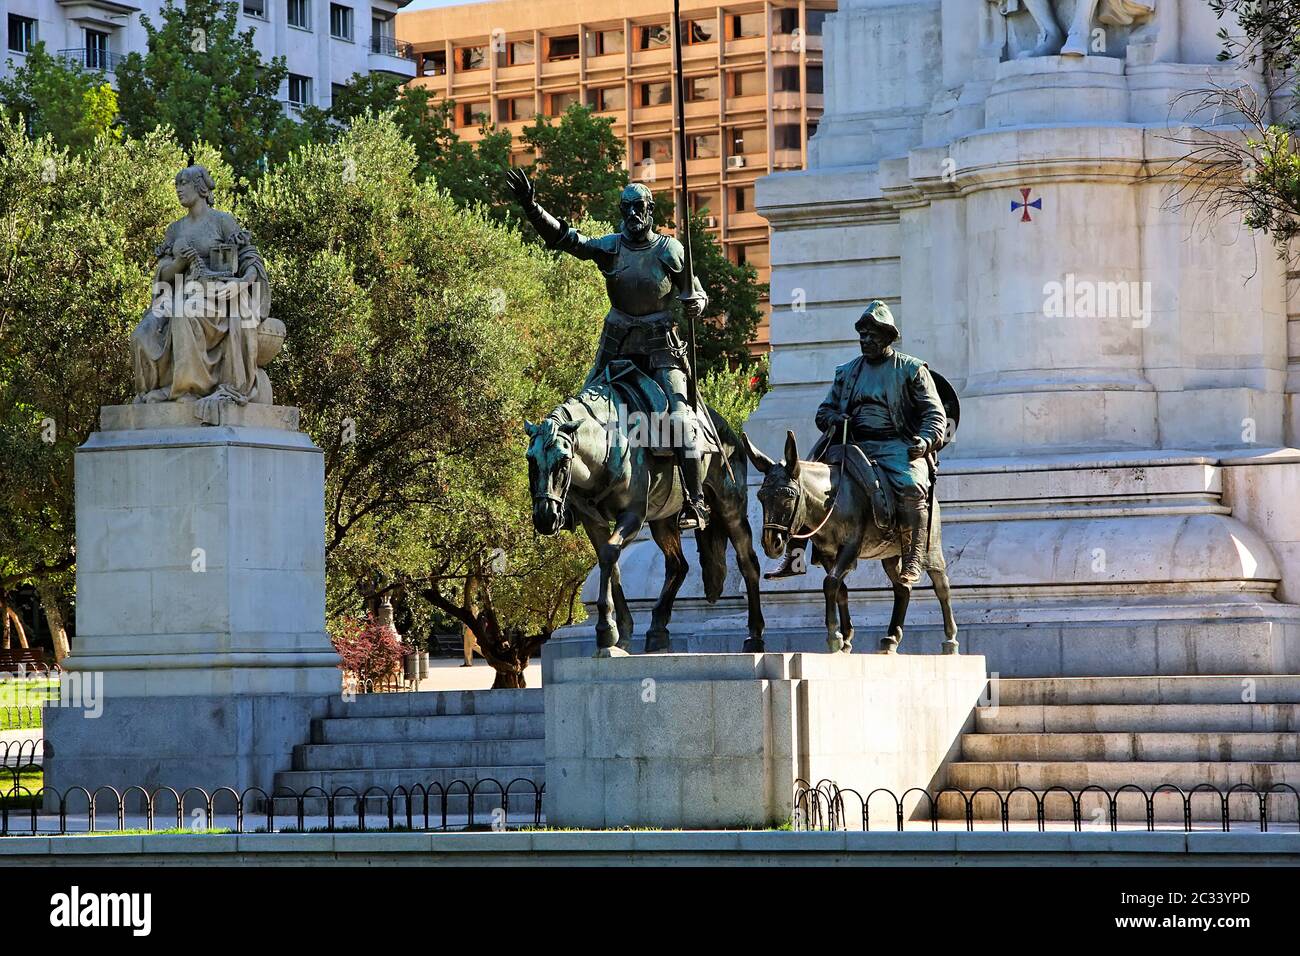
[{"left": 993, "top": 0, "right": 1156, "bottom": 59}]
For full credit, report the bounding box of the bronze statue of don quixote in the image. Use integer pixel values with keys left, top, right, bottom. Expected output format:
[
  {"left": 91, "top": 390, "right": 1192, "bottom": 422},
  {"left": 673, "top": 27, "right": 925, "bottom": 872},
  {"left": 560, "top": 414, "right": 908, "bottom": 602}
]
[{"left": 520, "top": 0, "right": 960, "bottom": 658}]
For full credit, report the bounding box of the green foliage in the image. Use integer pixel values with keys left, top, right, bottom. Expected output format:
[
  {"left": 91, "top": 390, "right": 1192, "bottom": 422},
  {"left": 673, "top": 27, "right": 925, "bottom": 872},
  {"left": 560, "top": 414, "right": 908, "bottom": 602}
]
[
  {"left": 0, "top": 44, "right": 120, "bottom": 152},
  {"left": 699, "top": 354, "right": 769, "bottom": 436},
  {"left": 235, "top": 114, "right": 597, "bottom": 639},
  {"left": 0, "top": 117, "right": 187, "bottom": 602},
  {"left": 519, "top": 104, "right": 628, "bottom": 226},
  {"left": 115, "top": 0, "right": 294, "bottom": 183},
  {"left": 681, "top": 211, "right": 766, "bottom": 377}
]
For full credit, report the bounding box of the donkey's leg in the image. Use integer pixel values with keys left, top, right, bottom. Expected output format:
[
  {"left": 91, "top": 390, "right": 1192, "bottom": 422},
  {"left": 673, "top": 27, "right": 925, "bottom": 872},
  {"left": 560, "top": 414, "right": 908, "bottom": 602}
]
[
  {"left": 823, "top": 541, "right": 861, "bottom": 653},
  {"left": 835, "top": 579, "right": 854, "bottom": 654},
  {"left": 928, "top": 566, "right": 959, "bottom": 655},
  {"left": 722, "top": 502, "right": 766, "bottom": 652},
  {"left": 645, "top": 518, "right": 688, "bottom": 653},
  {"left": 880, "top": 557, "right": 911, "bottom": 653}
]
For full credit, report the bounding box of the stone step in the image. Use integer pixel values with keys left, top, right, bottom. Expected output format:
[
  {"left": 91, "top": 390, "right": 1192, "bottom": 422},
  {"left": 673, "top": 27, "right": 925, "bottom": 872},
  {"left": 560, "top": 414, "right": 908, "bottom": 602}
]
[
  {"left": 993, "top": 676, "right": 1300, "bottom": 706},
  {"left": 312, "top": 712, "right": 544, "bottom": 744},
  {"left": 961, "top": 732, "right": 1300, "bottom": 762},
  {"left": 933, "top": 789, "right": 1295, "bottom": 824},
  {"left": 325, "top": 688, "right": 542, "bottom": 719},
  {"left": 946, "top": 760, "right": 1300, "bottom": 793},
  {"left": 292, "top": 739, "right": 544, "bottom": 771},
  {"left": 976, "top": 703, "right": 1300, "bottom": 733}
]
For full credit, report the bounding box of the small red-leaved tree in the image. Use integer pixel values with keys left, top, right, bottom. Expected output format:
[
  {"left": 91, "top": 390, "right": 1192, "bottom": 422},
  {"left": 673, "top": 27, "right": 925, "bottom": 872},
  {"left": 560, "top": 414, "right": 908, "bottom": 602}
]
[{"left": 330, "top": 613, "right": 404, "bottom": 689}]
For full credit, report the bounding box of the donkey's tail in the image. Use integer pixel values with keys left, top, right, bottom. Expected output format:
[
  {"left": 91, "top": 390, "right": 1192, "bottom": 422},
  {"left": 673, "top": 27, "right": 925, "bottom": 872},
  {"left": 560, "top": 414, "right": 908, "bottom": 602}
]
[{"left": 696, "top": 406, "right": 748, "bottom": 604}]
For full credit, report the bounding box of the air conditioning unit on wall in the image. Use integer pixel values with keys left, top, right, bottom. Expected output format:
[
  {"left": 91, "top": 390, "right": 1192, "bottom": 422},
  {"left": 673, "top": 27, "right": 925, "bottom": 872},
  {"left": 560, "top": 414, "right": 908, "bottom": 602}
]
[{"left": 727, "top": 155, "right": 746, "bottom": 169}]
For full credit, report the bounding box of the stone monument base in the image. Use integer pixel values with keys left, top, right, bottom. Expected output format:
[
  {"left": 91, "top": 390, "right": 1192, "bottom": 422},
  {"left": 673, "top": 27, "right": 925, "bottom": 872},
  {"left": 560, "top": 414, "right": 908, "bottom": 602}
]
[
  {"left": 46, "top": 404, "right": 340, "bottom": 803},
  {"left": 544, "top": 652, "right": 989, "bottom": 829}
]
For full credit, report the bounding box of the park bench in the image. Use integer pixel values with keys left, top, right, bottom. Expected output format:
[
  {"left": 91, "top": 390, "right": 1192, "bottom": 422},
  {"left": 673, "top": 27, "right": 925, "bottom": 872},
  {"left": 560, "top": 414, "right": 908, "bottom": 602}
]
[{"left": 0, "top": 648, "right": 49, "bottom": 674}]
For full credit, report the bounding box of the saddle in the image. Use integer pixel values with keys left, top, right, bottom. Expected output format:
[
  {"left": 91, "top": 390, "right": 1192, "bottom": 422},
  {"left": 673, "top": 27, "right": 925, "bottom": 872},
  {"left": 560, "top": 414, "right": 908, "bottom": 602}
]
[
  {"left": 591, "top": 359, "right": 721, "bottom": 458},
  {"left": 825, "top": 443, "right": 895, "bottom": 533}
]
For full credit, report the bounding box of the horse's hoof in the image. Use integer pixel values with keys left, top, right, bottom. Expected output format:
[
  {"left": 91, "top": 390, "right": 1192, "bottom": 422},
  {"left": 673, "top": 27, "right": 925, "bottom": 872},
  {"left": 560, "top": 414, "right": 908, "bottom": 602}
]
[
  {"left": 941, "top": 639, "right": 959, "bottom": 656},
  {"left": 879, "top": 636, "right": 898, "bottom": 654},
  {"left": 644, "top": 629, "right": 671, "bottom": 654},
  {"left": 840, "top": 641, "right": 853, "bottom": 655},
  {"left": 826, "top": 637, "right": 844, "bottom": 654},
  {"left": 742, "top": 638, "right": 765, "bottom": 653},
  {"left": 593, "top": 645, "right": 631, "bottom": 659}
]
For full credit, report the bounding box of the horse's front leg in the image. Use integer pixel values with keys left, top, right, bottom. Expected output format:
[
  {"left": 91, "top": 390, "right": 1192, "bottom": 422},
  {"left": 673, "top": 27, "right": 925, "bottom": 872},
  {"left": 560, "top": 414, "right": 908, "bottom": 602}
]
[
  {"left": 928, "top": 566, "right": 959, "bottom": 655},
  {"left": 881, "top": 557, "right": 910, "bottom": 653},
  {"left": 590, "top": 509, "right": 644, "bottom": 658}
]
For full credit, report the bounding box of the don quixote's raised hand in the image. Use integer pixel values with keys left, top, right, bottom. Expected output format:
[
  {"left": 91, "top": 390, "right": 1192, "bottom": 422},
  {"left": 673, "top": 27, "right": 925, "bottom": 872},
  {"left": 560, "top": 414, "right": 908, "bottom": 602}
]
[{"left": 506, "top": 167, "right": 535, "bottom": 208}]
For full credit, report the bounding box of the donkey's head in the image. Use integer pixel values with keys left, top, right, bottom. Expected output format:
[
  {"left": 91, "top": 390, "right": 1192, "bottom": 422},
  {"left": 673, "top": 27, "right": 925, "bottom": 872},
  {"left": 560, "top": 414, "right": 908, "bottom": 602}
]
[
  {"left": 525, "top": 416, "right": 581, "bottom": 536},
  {"left": 742, "top": 430, "right": 803, "bottom": 559}
]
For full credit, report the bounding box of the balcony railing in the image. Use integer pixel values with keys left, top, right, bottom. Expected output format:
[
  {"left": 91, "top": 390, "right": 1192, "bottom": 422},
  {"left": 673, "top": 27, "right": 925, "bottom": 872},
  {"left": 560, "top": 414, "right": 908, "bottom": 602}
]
[
  {"left": 370, "top": 35, "right": 416, "bottom": 60},
  {"left": 58, "top": 47, "right": 126, "bottom": 73}
]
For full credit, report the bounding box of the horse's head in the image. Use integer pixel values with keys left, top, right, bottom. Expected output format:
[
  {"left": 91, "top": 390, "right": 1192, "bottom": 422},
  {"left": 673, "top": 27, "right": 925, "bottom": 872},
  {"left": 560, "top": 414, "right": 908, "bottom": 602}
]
[
  {"left": 525, "top": 416, "right": 581, "bottom": 535},
  {"left": 742, "top": 430, "right": 803, "bottom": 559}
]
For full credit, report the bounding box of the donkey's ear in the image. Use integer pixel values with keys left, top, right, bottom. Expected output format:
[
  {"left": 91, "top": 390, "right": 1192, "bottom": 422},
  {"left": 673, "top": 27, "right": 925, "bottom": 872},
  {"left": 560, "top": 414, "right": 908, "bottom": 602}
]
[
  {"left": 524, "top": 420, "right": 538, "bottom": 438},
  {"left": 784, "top": 430, "right": 801, "bottom": 478},
  {"left": 558, "top": 419, "right": 581, "bottom": 436},
  {"left": 741, "top": 432, "right": 773, "bottom": 474}
]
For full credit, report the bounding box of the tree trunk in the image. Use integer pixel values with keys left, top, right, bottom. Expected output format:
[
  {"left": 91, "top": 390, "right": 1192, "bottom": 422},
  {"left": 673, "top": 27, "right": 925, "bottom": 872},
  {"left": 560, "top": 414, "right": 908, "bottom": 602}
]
[
  {"left": 36, "top": 581, "right": 71, "bottom": 663},
  {"left": 3, "top": 604, "right": 28, "bottom": 649}
]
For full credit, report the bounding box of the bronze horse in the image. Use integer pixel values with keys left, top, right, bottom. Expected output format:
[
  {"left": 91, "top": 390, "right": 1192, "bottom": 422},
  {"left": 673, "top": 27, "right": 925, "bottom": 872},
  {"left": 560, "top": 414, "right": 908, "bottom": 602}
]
[
  {"left": 527, "top": 374, "right": 765, "bottom": 656},
  {"left": 741, "top": 429, "right": 958, "bottom": 655}
]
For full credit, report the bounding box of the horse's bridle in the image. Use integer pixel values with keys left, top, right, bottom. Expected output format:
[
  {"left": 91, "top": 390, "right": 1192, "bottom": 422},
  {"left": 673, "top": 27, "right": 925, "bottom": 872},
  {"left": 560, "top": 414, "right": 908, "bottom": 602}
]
[{"left": 532, "top": 416, "right": 575, "bottom": 513}]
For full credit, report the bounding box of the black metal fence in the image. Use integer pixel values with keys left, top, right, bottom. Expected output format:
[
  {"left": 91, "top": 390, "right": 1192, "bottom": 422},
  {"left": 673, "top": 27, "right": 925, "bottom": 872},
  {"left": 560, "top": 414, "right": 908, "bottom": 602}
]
[
  {"left": 1, "top": 767, "right": 544, "bottom": 836},
  {"left": 794, "top": 779, "right": 1300, "bottom": 833}
]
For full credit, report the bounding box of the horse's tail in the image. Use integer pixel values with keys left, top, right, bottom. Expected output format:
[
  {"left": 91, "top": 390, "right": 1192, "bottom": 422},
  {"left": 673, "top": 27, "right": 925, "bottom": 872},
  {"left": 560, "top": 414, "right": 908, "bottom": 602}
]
[{"left": 696, "top": 406, "right": 748, "bottom": 604}]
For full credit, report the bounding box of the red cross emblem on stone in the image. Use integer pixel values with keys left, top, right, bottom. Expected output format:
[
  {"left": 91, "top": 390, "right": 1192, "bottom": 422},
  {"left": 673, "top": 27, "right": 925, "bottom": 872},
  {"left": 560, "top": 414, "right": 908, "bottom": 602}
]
[{"left": 1011, "top": 188, "right": 1042, "bottom": 223}]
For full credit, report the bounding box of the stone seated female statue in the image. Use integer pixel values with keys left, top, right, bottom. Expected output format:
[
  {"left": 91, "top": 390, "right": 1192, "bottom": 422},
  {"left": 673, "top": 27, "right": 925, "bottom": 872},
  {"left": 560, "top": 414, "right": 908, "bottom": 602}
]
[{"left": 131, "top": 164, "right": 285, "bottom": 424}]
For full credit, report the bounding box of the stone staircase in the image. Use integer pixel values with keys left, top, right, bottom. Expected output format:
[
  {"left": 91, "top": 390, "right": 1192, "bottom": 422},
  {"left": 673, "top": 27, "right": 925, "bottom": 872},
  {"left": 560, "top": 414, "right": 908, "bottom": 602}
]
[
  {"left": 939, "top": 676, "right": 1300, "bottom": 824},
  {"left": 270, "top": 688, "right": 544, "bottom": 821}
]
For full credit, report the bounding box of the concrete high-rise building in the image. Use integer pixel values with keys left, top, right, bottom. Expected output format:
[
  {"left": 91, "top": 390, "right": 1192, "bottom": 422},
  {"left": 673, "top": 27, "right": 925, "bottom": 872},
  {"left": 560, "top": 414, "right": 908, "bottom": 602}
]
[
  {"left": 397, "top": 0, "right": 836, "bottom": 351},
  {"left": 2, "top": 0, "right": 419, "bottom": 110}
]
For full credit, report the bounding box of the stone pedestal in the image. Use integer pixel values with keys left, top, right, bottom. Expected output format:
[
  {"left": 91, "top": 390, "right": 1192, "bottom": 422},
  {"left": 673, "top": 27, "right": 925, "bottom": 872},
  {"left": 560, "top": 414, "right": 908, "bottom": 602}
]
[
  {"left": 45, "top": 404, "right": 340, "bottom": 800},
  {"left": 544, "top": 652, "right": 989, "bottom": 829}
]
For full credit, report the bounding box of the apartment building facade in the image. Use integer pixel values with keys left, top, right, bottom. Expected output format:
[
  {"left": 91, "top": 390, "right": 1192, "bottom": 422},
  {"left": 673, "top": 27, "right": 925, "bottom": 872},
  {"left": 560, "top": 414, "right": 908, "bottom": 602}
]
[
  {"left": 397, "top": 0, "right": 836, "bottom": 350},
  {"left": 2, "top": 0, "right": 418, "bottom": 110}
]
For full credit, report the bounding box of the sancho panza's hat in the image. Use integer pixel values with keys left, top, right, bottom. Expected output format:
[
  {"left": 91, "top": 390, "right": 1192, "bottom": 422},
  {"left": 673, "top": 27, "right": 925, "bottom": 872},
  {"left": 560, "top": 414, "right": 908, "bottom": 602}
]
[{"left": 854, "top": 300, "right": 900, "bottom": 342}]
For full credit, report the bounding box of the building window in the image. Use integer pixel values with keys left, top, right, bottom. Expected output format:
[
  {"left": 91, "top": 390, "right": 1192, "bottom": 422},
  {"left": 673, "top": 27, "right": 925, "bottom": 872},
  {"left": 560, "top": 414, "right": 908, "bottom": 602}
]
[
  {"left": 546, "top": 34, "right": 579, "bottom": 60},
  {"left": 690, "top": 191, "right": 719, "bottom": 216},
  {"left": 639, "top": 82, "right": 671, "bottom": 107},
  {"left": 85, "top": 29, "right": 109, "bottom": 71},
  {"left": 731, "top": 185, "right": 755, "bottom": 212},
  {"left": 329, "top": 4, "right": 353, "bottom": 41},
  {"left": 776, "top": 8, "right": 799, "bottom": 34},
  {"left": 587, "top": 86, "right": 625, "bottom": 112},
  {"left": 637, "top": 24, "right": 670, "bottom": 50},
  {"left": 775, "top": 123, "right": 801, "bottom": 150},
  {"left": 688, "top": 133, "right": 720, "bottom": 160},
  {"left": 684, "top": 19, "right": 715, "bottom": 44},
  {"left": 498, "top": 97, "right": 536, "bottom": 122},
  {"left": 288, "top": 74, "right": 312, "bottom": 107},
  {"left": 287, "top": 0, "right": 310, "bottom": 30},
  {"left": 686, "top": 75, "right": 718, "bottom": 102},
  {"left": 497, "top": 39, "right": 534, "bottom": 67},
  {"left": 730, "top": 13, "right": 765, "bottom": 39},
  {"left": 420, "top": 50, "right": 447, "bottom": 76},
  {"left": 331, "top": 82, "right": 347, "bottom": 105},
  {"left": 585, "top": 28, "right": 624, "bottom": 56},
  {"left": 638, "top": 138, "right": 672, "bottom": 164},
  {"left": 244, "top": 0, "right": 267, "bottom": 18},
  {"left": 729, "top": 126, "right": 766, "bottom": 156},
  {"left": 806, "top": 10, "right": 829, "bottom": 36},
  {"left": 7, "top": 14, "right": 37, "bottom": 53},
  {"left": 774, "top": 66, "right": 800, "bottom": 93},
  {"left": 457, "top": 45, "right": 487, "bottom": 70},
  {"left": 808, "top": 67, "right": 824, "bottom": 94},
  {"left": 546, "top": 90, "right": 579, "bottom": 115},
  {"left": 459, "top": 101, "right": 489, "bottom": 126},
  {"left": 729, "top": 71, "right": 764, "bottom": 97}
]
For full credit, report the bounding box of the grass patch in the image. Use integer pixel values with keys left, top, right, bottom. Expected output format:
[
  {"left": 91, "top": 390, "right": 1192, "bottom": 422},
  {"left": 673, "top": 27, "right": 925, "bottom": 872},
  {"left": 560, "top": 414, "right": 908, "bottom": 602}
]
[{"left": 0, "top": 677, "right": 56, "bottom": 730}]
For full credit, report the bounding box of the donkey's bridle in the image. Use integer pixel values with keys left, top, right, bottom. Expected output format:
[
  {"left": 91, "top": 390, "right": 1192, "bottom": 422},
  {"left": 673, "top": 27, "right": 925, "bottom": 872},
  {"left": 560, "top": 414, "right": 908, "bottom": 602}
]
[{"left": 762, "top": 477, "right": 840, "bottom": 541}]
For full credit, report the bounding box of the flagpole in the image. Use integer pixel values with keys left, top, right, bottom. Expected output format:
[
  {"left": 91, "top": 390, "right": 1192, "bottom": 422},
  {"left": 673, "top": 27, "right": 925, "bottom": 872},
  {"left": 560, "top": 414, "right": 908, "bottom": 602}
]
[{"left": 671, "top": 0, "right": 699, "bottom": 409}]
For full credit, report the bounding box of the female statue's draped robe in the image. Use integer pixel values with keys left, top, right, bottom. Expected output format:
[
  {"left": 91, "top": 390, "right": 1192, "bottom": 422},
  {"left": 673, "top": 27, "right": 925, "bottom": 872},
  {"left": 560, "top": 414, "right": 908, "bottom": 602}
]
[{"left": 131, "top": 208, "right": 273, "bottom": 424}]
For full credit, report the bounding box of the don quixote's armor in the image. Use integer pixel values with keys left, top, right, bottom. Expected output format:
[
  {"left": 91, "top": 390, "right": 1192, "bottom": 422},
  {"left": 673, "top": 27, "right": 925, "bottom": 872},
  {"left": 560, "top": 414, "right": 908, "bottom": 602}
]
[{"left": 508, "top": 172, "right": 711, "bottom": 530}]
